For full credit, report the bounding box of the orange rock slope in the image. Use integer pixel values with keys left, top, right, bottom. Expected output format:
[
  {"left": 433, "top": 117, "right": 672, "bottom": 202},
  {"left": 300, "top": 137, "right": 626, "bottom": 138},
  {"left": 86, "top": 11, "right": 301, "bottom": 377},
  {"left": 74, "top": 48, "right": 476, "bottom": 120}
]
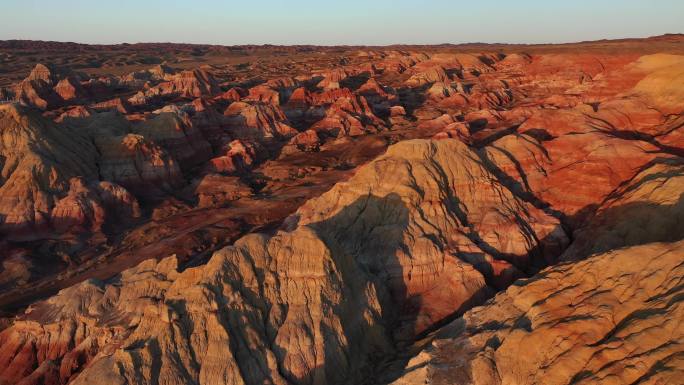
[{"left": 0, "top": 37, "right": 683, "bottom": 385}]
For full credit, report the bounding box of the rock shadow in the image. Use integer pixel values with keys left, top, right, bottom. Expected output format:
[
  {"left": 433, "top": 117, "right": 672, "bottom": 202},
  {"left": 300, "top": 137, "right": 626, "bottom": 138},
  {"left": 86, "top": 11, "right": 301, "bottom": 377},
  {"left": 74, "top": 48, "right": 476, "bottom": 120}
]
[
  {"left": 563, "top": 191, "right": 684, "bottom": 260},
  {"left": 306, "top": 192, "right": 494, "bottom": 384},
  {"left": 340, "top": 72, "right": 371, "bottom": 91},
  {"left": 396, "top": 83, "right": 431, "bottom": 117},
  {"left": 307, "top": 192, "right": 414, "bottom": 334}
]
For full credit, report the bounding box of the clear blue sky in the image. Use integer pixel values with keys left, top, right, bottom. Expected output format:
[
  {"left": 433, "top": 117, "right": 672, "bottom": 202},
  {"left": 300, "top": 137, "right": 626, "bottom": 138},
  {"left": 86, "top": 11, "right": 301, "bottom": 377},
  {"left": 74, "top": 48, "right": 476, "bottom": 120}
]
[{"left": 1, "top": 0, "right": 682, "bottom": 45}]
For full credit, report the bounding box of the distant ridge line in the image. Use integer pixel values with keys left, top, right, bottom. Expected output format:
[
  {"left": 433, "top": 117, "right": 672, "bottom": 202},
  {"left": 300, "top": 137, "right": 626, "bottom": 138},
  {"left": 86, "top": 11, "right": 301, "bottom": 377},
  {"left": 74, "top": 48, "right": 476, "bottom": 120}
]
[{"left": 0, "top": 34, "right": 682, "bottom": 50}]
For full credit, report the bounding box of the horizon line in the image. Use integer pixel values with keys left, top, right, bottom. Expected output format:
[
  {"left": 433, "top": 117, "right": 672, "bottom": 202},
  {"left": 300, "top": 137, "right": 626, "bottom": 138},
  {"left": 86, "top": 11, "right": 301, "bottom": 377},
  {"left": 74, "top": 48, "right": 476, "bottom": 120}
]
[{"left": 2, "top": 33, "right": 683, "bottom": 48}]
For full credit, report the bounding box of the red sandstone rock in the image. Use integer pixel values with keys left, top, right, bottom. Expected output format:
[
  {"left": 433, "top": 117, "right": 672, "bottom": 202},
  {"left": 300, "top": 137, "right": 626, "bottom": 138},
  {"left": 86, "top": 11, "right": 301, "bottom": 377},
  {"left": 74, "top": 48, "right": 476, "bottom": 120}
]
[
  {"left": 405, "top": 64, "right": 450, "bottom": 86},
  {"left": 417, "top": 113, "right": 456, "bottom": 131},
  {"left": 150, "top": 68, "right": 220, "bottom": 98},
  {"left": 1, "top": 41, "right": 684, "bottom": 385},
  {"left": 215, "top": 87, "right": 246, "bottom": 103},
  {"left": 133, "top": 110, "right": 213, "bottom": 169},
  {"left": 194, "top": 173, "right": 252, "bottom": 207},
  {"left": 26, "top": 63, "right": 60, "bottom": 85},
  {"left": 316, "top": 68, "right": 350, "bottom": 90},
  {"left": 13, "top": 79, "right": 60, "bottom": 110},
  {"left": 245, "top": 84, "right": 281, "bottom": 105},
  {"left": 91, "top": 97, "right": 132, "bottom": 114},
  {"left": 207, "top": 139, "right": 263, "bottom": 174},
  {"left": 53, "top": 77, "right": 85, "bottom": 101},
  {"left": 55, "top": 105, "right": 91, "bottom": 123},
  {"left": 51, "top": 177, "right": 140, "bottom": 234},
  {"left": 390, "top": 105, "right": 406, "bottom": 117},
  {"left": 223, "top": 101, "right": 297, "bottom": 140},
  {"left": 284, "top": 129, "right": 322, "bottom": 153}
]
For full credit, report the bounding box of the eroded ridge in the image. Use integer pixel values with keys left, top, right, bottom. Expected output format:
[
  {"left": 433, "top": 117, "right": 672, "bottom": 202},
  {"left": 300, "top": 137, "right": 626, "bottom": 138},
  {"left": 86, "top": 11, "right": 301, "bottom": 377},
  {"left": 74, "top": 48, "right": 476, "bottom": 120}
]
[{"left": 0, "top": 37, "right": 683, "bottom": 385}]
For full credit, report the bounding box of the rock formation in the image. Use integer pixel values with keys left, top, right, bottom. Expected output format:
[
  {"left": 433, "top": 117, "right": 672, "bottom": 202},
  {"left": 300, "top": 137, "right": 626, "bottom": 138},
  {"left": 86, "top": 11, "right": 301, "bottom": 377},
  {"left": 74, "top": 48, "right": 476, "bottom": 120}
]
[
  {"left": 389, "top": 240, "right": 684, "bottom": 385},
  {"left": 151, "top": 69, "right": 221, "bottom": 99},
  {"left": 386, "top": 130, "right": 684, "bottom": 385},
  {"left": 223, "top": 102, "right": 297, "bottom": 140},
  {"left": 1, "top": 37, "right": 683, "bottom": 385},
  {"left": 0, "top": 138, "right": 570, "bottom": 384},
  {"left": 0, "top": 103, "right": 101, "bottom": 239}
]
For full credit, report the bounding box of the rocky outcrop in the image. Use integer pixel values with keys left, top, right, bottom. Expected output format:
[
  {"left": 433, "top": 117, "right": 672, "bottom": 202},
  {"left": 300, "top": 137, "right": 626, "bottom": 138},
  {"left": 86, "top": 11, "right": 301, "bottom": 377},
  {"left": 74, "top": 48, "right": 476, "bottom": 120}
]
[
  {"left": 223, "top": 102, "right": 297, "bottom": 140},
  {"left": 193, "top": 173, "right": 253, "bottom": 207},
  {"left": 51, "top": 177, "right": 140, "bottom": 234},
  {"left": 282, "top": 87, "right": 313, "bottom": 121},
  {"left": 91, "top": 97, "right": 132, "bottom": 114},
  {"left": 310, "top": 93, "right": 385, "bottom": 137},
  {"left": 122, "top": 64, "right": 176, "bottom": 85},
  {"left": 96, "top": 132, "right": 184, "bottom": 196},
  {"left": 296, "top": 140, "right": 568, "bottom": 298},
  {"left": 13, "top": 77, "right": 60, "bottom": 110},
  {"left": 54, "top": 77, "right": 86, "bottom": 102},
  {"left": 150, "top": 69, "right": 220, "bottom": 99},
  {"left": 25, "top": 63, "right": 56, "bottom": 84},
  {"left": 215, "top": 87, "right": 246, "bottom": 103},
  {"left": 0, "top": 138, "right": 570, "bottom": 385},
  {"left": 357, "top": 77, "right": 398, "bottom": 109},
  {"left": 55, "top": 105, "right": 91, "bottom": 122},
  {"left": 629, "top": 54, "right": 684, "bottom": 114},
  {"left": 316, "top": 68, "right": 350, "bottom": 90},
  {"left": 245, "top": 84, "right": 281, "bottom": 105},
  {"left": 134, "top": 110, "right": 213, "bottom": 169},
  {"left": 0, "top": 104, "right": 184, "bottom": 240},
  {"left": 12, "top": 64, "right": 88, "bottom": 109},
  {"left": 282, "top": 129, "right": 322, "bottom": 153},
  {"left": 562, "top": 158, "right": 684, "bottom": 260},
  {"left": 65, "top": 110, "right": 184, "bottom": 195},
  {"left": 0, "top": 103, "right": 100, "bottom": 239},
  {"left": 0, "top": 222, "right": 393, "bottom": 385},
  {"left": 405, "top": 65, "right": 450, "bottom": 87},
  {"left": 390, "top": 239, "right": 684, "bottom": 385},
  {"left": 206, "top": 139, "right": 264, "bottom": 174}
]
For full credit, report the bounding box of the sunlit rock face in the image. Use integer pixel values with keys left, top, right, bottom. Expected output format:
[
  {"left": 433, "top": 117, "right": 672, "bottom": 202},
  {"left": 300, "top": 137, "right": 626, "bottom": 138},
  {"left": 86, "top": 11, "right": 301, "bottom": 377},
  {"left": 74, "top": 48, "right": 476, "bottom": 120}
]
[{"left": 0, "top": 37, "right": 683, "bottom": 385}]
